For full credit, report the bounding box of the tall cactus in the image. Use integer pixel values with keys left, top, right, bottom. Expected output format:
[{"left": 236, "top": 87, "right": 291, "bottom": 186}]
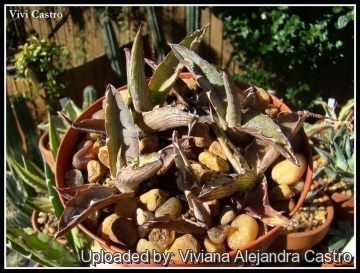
[
  {"left": 101, "top": 14, "right": 126, "bottom": 85},
  {"left": 82, "top": 85, "right": 97, "bottom": 110}
]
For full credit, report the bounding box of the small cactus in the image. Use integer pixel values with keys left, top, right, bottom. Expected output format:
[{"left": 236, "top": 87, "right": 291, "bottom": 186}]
[{"left": 82, "top": 86, "right": 97, "bottom": 110}]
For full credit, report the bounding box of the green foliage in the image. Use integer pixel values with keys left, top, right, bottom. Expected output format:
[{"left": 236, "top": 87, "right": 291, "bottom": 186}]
[
  {"left": 212, "top": 6, "right": 354, "bottom": 110},
  {"left": 325, "top": 219, "right": 353, "bottom": 252},
  {"left": 14, "top": 36, "right": 71, "bottom": 113}
]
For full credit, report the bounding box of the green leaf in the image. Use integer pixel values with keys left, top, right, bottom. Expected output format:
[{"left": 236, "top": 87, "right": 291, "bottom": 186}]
[
  {"left": 328, "top": 236, "right": 348, "bottom": 252},
  {"left": 6, "top": 224, "right": 79, "bottom": 267},
  {"left": 332, "top": 7, "right": 343, "bottom": 14},
  {"left": 6, "top": 154, "right": 48, "bottom": 193},
  {"left": 333, "top": 142, "right": 348, "bottom": 171},
  {"left": 337, "top": 15, "right": 350, "bottom": 29},
  {"left": 48, "top": 113, "right": 61, "bottom": 159},
  {"left": 148, "top": 24, "right": 209, "bottom": 105},
  {"left": 25, "top": 197, "right": 54, "bottom": 213}
]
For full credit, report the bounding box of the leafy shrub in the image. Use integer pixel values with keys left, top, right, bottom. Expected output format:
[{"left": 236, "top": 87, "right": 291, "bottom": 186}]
[{"left": 212, "top": 6, "right": 354, "bottom": 110}]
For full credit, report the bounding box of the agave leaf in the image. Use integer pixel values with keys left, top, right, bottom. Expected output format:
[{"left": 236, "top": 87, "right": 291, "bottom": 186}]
[
  {"left": 344, "top": 133, "right": 354, "bottom": 159},
  {"left": 240, "top": 110, "right": 299, "bottom": 166},
  {"left": 157, "top": 144, "right": 175, "bottom": 176},
  {"left": 6, "top": 224, "right": 79, "bottom": 267},
  {"left": 6, "top": 154, "right": 48, "bottom": 193},
  {"left": 54, "top": 184, "right": 101, "bottom": 202},
  {"left": 333, "top": 142, "right": 348, "bottom": 171},
  {"left": 59, "top": 112, "right": 106, "bottom": 135},
  {"left": 314, "top": 146, "right": 333, "bottom": 165},
  {"left": 244, "top": 176, "right": 294, "bottom": 227},
  {"left": 113, "top": 153, "right": 163, "bottom": 193},
  {"left": 136, "top": 105, "right": 198, "bottom": 134},
  {"left": 222, "top": 68, "right": 242, "bottom": 127},
  {"left": 338, "top": 98, "right": 354, "bottom": 121},
  {"left": 170, "top": 43, "right": 227, "bottom": 119},
  {"left": 48, "top": 112, "right": 61, "bottom": 159},
  {"left": 128, "top": 26, "right": 155, "bottom": 113},
  {"left": 347, "top": 153, "right": 354, "bottom": 172},
  {"left": 22, "top": 155, "right": 46, "bottom": 181},
  {"left": 25, "top": 197, "right": 54, "bottom": 213},
  {"left": 172, "top": 130, "right": 201, "bottom": 193},
  {"left": 245, "top": 110, "right": 314, "bottom": 175},
  {"left": 142, "top": 215, "right": 207, "bottom": 236},
  {"left": 105, "top": 84, "right": 139, "bottom": 178},
  {"left": 149, "top": 24, "right": 209, "bottom": 105},
  {"left": 328, "top": 236, "right": 349, "bottom": 252},
  {"left": 186, "top": 192, "right": 213, "bottom": 228},
  {"left": 6, "top": 173, "right": 33, "bottom": 216},
  {"left": 56, "top": 187, "right": 132, "bottom": 238},
  {"left": 324, "top": 166, "right": 338, "bottom": 180},
  {"left": 333, "top": 122, "right": 347, "bottom": 141},
  {"left": 198, "top": 169, "right": 257, "bottom": 202},
  {"left": 305, "top": 123, "right": 333, "bottom": 138}
]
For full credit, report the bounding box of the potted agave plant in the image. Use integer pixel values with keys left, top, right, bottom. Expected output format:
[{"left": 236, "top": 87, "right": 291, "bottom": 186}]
[
  {"left": 54, "top": 25, "right": 320, "bottom": 267},
  {"left": 305, "top": 98, "right": 354, "bottom": 225}
]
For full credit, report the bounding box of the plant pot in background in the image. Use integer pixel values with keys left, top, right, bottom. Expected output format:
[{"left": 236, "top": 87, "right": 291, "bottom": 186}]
[
  {"left": 312, "top": 155, "right": 354, "bottom": 226},
  {"left": 39, "top": 132, "right": 55, "bottom": 168},
  {"left": 55, "top": 73, "right": 313, "bottom": 267},
  {"left": 265, "top": 190, "right": 334, "bottom": 267},
  {"left": 31, "top": 211, "right": 67, "bottom": 245}
]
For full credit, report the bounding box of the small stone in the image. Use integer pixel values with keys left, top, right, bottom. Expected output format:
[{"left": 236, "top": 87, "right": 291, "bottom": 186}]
[
  {"left": 136, "top": 239, "right": 162, "bottom": 255},
  {"left": 87, "top": 160, "right": 108, "bottom": 183},
  {"left": 149, "top": 229, "right": 175, "bottom": 251},
  {"left": 138, "top": 189, "right": 168, "bottom": 212},
  {"left": 155, "top": 197, "right": 182, "bottom": 217},
  {"left": 139, "top": 136, "right": 160, "bottom": 154},
  {"left": 114, "top": 198, "right": 138, "bottom": 219},
  {"left": 165, "top": 234, "right": 201, "bottom": 261},
  {"left": 219, "top": 205, "right": 236, "bottom": 225},
  {"left": 204, "top": 235, "right": 226, "bottom": 253},
  {"left": 271, "top": 153, "right": 307, "bottom": 185},
  {"left": 198, "top": 151, "right": 230, "bottom": 172},
  {"left": 65, "top": 169, "right": 84, "bottom": 187},
  {"left": 109, "top": 218, "right": 138, "bottom": 247},
  {"left": 97, "top": 213, "right": 119, "bottom": 243},
  {"left": 136, "top": 208, "right": 155, "bottom": 226},
  {"left": 98, "top": 146, "right": 110, "bottom": 169},
  {"left": 207, "top": 225, "right": 230, "bottom": 244},
  {"left": 183, "top": 123, "right": 213, "bottom": 148},
  {"left": 208, "top": 141, "right": 227, "bottom": 161}
]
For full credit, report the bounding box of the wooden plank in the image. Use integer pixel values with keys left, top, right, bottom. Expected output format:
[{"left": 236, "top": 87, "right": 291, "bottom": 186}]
[
  {"left": 199, "top": 7, "right": 211, "bottom": 61},
  {"left": 162, "top": 6, "right": 174, "bottom": 46}
]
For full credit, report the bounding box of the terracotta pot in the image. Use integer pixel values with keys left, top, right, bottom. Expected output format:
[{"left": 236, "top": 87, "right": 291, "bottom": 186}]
[
  {"left": 55, "top": 73, "right": 313, "bottom": 267},
  {"left": 313, "top": 155, "right": 354, "bottom": 225},
  {"left": 265, "top": 190, "right": 334, "bottom": 267},
  {"left": 31, "top": 211, "right": 67, "bottom": 245},
  {"left": 39, "top": 132, "right": 55, "bottom": 168}
]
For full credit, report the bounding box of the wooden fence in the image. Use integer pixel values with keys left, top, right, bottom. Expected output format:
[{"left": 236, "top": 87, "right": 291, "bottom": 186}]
[{"left": 6, "top": 5, "right": 354, "bottom": 120}]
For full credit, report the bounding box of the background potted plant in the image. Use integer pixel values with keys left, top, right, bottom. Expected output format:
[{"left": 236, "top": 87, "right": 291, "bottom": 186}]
[
  {"left": 37, "top": 86, "right": 97, "bottom": 168},
  {"left": 266, "top": 188, "right": 334, "bottom": 266},
  {"left": 54, "top": 25, "right": 319, "bottom": 267},
  {"left": 14, "top": 35, "right": 71, "bottom": 114},
  {"left": 305, "top": 98, "right": 354, "bottom": 225}
]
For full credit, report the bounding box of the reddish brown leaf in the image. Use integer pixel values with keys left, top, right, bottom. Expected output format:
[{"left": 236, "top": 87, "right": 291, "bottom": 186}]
[
  {"left": 244, "top": 176, "right": 295, "bottom": 227},
  {"left": 55, "top": 186, "right": 133, "bottom": 238}
]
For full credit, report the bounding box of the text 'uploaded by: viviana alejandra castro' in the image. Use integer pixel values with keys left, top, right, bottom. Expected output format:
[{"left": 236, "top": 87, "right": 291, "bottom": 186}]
[{"left": 82, "top": 249, "right": 355, "bottom": 267}]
